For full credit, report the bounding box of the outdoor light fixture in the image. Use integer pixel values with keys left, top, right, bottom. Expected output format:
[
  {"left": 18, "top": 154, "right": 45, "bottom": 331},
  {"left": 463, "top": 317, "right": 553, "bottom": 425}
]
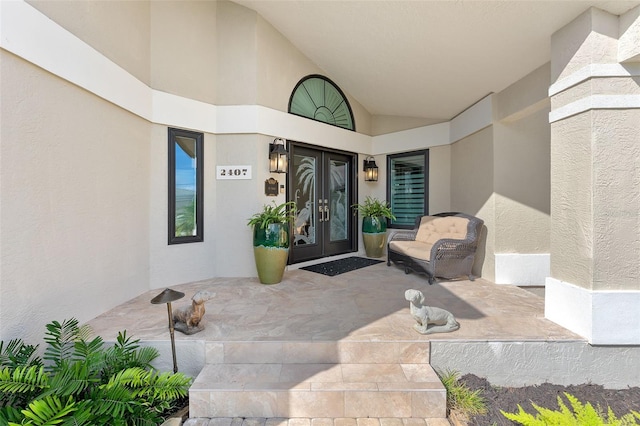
[
  {"left": 150, "top": 288, "right": 185, "bottom": 373},
  {"left": 269, "top": 138, "right": 289, "bottom": 173},
  {"left": 363, "top": 156, "right": 379, "bottom": 182}
]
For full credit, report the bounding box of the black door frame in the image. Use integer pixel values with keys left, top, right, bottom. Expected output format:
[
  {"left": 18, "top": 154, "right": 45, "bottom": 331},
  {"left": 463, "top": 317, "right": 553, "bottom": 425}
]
[{"left": 287, "top": 141, "right": 358, "bottom": 264}]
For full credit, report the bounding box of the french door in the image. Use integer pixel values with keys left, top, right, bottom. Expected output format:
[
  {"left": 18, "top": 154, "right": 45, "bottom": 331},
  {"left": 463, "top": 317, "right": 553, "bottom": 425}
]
[{"left": 288, "top": 143, "right": 357, "bottom": 263}]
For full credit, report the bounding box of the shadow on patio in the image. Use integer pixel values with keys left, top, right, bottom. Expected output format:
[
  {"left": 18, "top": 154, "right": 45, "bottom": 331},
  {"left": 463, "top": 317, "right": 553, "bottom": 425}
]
[{"left": 87, "top": 260, "right": 581, "bottom": 368}]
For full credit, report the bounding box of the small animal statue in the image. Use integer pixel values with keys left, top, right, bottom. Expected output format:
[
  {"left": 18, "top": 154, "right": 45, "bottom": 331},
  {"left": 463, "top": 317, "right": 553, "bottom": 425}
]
[
  {"left": 173, "top": 290, "right": 215, "bottom": 335},
  {"left": 405, "top": 289, "right": 459, "bottom": 335}
]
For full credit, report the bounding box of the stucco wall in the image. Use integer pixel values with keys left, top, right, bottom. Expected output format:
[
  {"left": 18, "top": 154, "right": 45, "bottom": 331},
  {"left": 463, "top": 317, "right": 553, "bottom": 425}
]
[
  {"left": 492, "top": 63, "right": 551, "bottom": 256},
  {"left": 592, "top": 109, "right": 640, "bottom": 291},
  {"left": 27, "top": 0, "right": 151, "bottom": 85},
  {"left": 619, "top": 5, "right": 640, "bottom": 62},
  {"left": 550, "top": 7, "right": 619, "bottom": 83},
  {"left": 150, "top": 1, "right": 217, "bottom": 105},
  {"left": 550, "top": 112, "right": 594, "bottom": 287},
  {"left": 213, "top": 134, "right": 286, "bottom": 278},
  {"left": 493, "top": 107, "right": 550, "bottom": 254},
  {"left": 428, "top": 145, "right": 451, "bottom": 214},
  {"left": 450, "top": 127, "right": 494, "bottom": 280},
  {"left": 148, "top": 126, "right": 218, "bottom": 289},
  {"left": 0, "top": 52, "right": 150, "bottom": 342},
  {"left": 216, "top": 0, "right": 258, "bottom": 106}
]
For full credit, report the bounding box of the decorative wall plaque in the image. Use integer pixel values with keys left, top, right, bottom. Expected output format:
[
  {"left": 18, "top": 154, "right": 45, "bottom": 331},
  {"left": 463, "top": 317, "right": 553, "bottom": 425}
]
[{"left": 265, "top": 178, "right": 279, "bottom": 196}]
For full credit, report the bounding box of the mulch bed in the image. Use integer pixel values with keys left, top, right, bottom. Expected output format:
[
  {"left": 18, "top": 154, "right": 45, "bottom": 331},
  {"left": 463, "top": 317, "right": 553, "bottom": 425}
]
[{"left": 459, "top": 374, "right": 640, "bottom": 425}]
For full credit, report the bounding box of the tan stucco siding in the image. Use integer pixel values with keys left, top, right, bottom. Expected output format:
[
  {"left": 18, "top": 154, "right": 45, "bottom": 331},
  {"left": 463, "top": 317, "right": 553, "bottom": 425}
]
[
  {"left": 150, "top": 1, "right": 218, "bottom": 105},
  {"left": 428, "top": 144, "right": 451, "bottom": 214},
  {"left": 0, "top": 52, "right": 151, "bottom": 342},
  {"left": 450, "top": 127, "right": 494, "bottom": 280},
  {"left": 493, "top": 107, "right": 550, "bottom": 254},
  {"left": 592, "top": 109, "right": 640, "bottom": 291},
  {"left": 550, "top": 7, "right": 619, "bottom": 83},
  {"left": 216, "top": 0, "right": 258, "bottom": 106},
  {"left": 27, "top": 0, "right": 151, "bottom": 85},
  {"left": 550, "top": 112, "right": 594, "bottom": 288}
]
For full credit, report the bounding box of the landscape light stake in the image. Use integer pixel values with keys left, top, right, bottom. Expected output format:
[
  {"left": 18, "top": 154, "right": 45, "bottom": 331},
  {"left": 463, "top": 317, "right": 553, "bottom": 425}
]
[{"left": 150, "top": 288, "right": 185, "bottom": 373}]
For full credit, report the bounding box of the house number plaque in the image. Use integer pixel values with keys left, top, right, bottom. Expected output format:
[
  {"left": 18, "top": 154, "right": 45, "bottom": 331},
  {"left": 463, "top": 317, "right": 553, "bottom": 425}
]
[{"left": 216, "top": 165, "right": 252, "bottom": 180}]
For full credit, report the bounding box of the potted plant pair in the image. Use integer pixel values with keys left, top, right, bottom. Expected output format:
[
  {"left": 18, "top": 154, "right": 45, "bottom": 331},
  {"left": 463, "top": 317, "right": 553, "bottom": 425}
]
[
  {"left": 247, "top": 201, "right": 295, "bottom": 284},
  {"left": 352, "top": 196, "right": 396, "bottom": 258}
]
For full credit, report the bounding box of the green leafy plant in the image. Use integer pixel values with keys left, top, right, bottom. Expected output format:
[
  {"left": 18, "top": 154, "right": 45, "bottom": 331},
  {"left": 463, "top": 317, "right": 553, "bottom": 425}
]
[
  {"left": 501, "top": 392, "right": 640, "bottom": 425},
  {"left": 0, "top": 318, "right": 191, "bottom": 426},
  {"left": 247, "top": 200, "right": 296, "bottom": 229},
  {"left": 438, "top": 369, "right": 487, "bottom": 418},
  {"left": 352, "top": 196, "right": 396, "bottom": 220}
]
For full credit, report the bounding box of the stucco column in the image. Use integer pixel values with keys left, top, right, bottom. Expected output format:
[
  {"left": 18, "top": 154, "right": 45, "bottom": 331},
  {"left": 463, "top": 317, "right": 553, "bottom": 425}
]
[{"left": 545, "top": 7, "right": 640, "bottom": 345}]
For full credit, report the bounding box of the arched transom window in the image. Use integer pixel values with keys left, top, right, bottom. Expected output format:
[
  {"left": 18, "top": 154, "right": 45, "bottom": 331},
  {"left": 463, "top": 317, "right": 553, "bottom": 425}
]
[{"left": 288, "top": 75, "right": 355, "bottom": 131}]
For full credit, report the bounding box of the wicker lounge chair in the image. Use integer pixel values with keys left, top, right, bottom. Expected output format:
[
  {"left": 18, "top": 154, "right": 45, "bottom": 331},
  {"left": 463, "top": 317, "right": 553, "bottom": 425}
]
[{"left": 387, "top": 212, "right": 484, "bottom": 284}]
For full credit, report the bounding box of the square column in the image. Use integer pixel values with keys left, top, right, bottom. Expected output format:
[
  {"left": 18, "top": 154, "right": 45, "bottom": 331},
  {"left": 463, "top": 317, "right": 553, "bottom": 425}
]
[{"left": 546, "top": 7, "right": 640, "bottom": 345}]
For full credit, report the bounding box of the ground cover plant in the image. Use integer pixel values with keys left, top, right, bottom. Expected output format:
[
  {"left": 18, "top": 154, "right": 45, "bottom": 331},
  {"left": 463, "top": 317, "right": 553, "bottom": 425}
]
[
  {"left": 459, "top": 374, "right": 640, "bottom": 426},
  {"left": 0, "top": 318, "right": 191, "bottom": 425},
  {"left": 438, "top": 369, "right": 487, "bottom": 422},
  {"left": 502, "top": 392, "right": 640, "bottom": 425}
]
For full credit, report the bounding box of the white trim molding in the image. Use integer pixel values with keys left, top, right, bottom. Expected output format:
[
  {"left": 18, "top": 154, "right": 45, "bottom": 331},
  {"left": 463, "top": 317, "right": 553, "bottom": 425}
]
[
  {"left": 548, "top": 63, "right": 640, "bottom": 96},
  {"left": 548, "top": 63, "right": 640, "bottom": 123},
  {"left": 545, "top": 277, "right": 640, "bottom": 345},
  {"left": 549, "top": 95, "right": 640, "bottom": 123},
  {"left": 449, "top": 94, "right": 493, "bottom": 143},
  {"left": 495, "top": 253, "right": 550, "bottom": 286}
]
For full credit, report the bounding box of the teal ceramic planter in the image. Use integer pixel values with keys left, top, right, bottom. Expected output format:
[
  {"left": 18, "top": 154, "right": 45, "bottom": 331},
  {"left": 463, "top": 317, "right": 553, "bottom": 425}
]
[{"left": 362, "top": 216, "right": 387, "bottom": 258}]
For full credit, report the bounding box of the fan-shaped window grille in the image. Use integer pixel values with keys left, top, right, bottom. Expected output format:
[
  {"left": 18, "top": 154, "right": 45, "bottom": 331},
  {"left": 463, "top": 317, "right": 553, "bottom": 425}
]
[{"left": 288, "top": 75, "right": 355, "bottom": 131}]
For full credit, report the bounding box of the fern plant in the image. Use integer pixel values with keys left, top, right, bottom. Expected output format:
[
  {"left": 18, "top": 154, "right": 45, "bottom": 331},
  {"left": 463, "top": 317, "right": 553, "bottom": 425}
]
[
  {"left": 0, "top": 318, "right": 191, "bottom": 425},
  {"left": 501, "top": 392, "right": 640, "bottom": 425},
  {"left": 247, "top": 200, "right": 296, "bottom": 229}
]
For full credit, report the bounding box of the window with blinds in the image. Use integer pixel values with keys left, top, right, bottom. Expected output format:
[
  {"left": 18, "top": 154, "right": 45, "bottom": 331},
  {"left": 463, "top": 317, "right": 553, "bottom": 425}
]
[{"left": 387, "top": 150, "right": 429, "bottom": 228}]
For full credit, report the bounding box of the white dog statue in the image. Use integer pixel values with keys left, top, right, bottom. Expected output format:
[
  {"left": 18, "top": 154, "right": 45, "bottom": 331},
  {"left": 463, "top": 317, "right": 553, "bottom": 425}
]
[
  {"left": 405, "top": 289, "right": 459, "bottom": 335},
  {"left": 173, "top": 290, "right": 215, "bottom": 335}
]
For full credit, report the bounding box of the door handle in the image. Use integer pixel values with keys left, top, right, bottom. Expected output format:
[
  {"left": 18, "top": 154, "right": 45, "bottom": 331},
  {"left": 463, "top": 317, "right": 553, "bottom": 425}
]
[
  {"left": 324, "top": 204, "right": 329, "bottom": 222},
  {"left": 318, "top": 202, "right": 325, "bottom": 222}
]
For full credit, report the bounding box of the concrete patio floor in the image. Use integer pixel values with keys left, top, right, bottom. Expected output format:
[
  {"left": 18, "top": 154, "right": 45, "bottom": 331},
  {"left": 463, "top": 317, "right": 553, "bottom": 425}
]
[
  {"left": 87, "top": 259, "right": 582, "bottom": 373},
  {"left": 87, "top": 259, "right": 592, "bottom": 424}
]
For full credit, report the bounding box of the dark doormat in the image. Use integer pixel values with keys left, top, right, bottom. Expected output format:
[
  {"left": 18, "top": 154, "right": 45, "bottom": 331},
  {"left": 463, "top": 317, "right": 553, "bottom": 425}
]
[{"left": 300, "top": 256, "right": 384, "bottom": 277}]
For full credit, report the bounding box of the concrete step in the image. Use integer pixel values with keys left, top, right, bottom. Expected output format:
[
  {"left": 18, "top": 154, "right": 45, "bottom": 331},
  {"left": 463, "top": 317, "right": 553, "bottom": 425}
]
[
  {"left": 204, "top": 341, "right": 431, "bottom": 365},
  {"left": 189, "top": 362, "right": 446, "bottom": 419}
]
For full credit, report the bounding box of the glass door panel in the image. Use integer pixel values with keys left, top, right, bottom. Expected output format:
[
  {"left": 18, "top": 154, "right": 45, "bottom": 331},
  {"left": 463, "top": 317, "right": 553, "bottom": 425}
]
[
  {"left": 329, "top": 159, "right": 348, "bottom": 242},
  {"left": 293, "top": 152, "right": 318, "bottom": 247}
]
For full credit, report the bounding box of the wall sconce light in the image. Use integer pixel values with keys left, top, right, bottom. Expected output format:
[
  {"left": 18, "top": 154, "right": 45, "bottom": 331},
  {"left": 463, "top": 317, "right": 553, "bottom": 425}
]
[
  {"left": 269, "top": 138, "right": 289, "bottom": 173},
  {"left": 150, "top": 288, "right": 185, "bottom": 373},
  {"left": 363, "top": 156, "right": 378, "bottom": 182}
]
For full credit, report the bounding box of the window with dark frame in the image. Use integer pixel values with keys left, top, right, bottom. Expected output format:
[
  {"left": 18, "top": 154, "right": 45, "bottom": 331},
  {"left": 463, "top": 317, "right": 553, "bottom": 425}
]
[
  {"left": 168, "top": 127, "right": 204, "bottom": 244},
  {"left": 288, "top": 75, "right": 355, "bottom": 131},
  {"left": 387, "top": 150, "right": 429, "bottom": 228}
]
